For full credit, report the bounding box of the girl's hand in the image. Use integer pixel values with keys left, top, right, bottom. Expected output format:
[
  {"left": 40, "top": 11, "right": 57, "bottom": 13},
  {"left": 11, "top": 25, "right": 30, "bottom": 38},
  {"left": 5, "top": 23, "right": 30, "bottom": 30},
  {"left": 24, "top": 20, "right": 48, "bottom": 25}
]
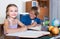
[{"left": 17, "top": 26, "right": 27, "bottom": 32}]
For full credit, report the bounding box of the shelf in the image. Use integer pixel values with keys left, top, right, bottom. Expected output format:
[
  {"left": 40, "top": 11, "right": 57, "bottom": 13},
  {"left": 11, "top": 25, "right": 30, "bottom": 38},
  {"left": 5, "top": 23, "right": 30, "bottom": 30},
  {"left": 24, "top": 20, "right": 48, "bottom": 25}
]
[
  {"left": 37, "top": 0, "right": 49, "bottom": 8},
  {"left": 26, "top": 0, "right": 49, "bottom": 20},
  {"left": 40, "top": 0, "right": 48, "bottom": 1},
  {"left": 38, "top": 7, "right": 48, "bottom": 20}
]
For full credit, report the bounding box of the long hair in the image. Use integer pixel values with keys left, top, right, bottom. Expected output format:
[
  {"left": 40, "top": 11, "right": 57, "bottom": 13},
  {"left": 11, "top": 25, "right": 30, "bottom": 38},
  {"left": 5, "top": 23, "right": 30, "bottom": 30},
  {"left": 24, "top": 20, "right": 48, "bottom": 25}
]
[{"left": 6, "top": 4, "right": 18, "bottom": 18}]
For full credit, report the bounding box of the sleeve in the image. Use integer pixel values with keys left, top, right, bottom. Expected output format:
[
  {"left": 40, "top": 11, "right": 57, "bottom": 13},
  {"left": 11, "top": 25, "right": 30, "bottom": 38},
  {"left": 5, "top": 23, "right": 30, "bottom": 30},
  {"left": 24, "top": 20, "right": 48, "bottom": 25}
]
[
  {"left": 34, "top": 18, "right": 43, "bottom": 24},
  {"left": 20, "top": 14, "right": 31, "bottom": 25}
]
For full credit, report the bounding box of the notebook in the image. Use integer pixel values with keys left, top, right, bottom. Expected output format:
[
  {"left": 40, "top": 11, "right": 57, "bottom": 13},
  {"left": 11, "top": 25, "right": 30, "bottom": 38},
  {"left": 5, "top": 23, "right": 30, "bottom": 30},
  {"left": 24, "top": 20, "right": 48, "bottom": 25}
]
[{"left": 29, "top": 25, "right": 42, "bottom": 31}]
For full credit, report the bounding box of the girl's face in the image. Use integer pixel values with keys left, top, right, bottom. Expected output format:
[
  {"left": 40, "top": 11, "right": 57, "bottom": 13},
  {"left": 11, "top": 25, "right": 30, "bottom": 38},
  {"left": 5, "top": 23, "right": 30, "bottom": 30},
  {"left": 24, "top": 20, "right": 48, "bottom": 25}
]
[
  {"left": 7, "top": 6, "right": 18, "bottom": 18},
  {"left": 29, "top": 11, "right": 36, "bottom": 19}
]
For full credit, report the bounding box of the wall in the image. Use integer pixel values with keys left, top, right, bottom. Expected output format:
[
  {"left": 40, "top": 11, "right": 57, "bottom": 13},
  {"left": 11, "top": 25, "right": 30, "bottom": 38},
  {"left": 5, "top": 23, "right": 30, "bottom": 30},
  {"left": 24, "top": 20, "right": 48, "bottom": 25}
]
[
  {"left": 0, "top": 0, "right": 32, "bottom": 24},
  {"left": 0, "top": 0, "right": 24, "bottom": 24},
  {"left": 58, "top": 0, "right": 60, "bottom": 21},
  {"left": 50, "top": 0, "right": 60, "bottom": 25}
]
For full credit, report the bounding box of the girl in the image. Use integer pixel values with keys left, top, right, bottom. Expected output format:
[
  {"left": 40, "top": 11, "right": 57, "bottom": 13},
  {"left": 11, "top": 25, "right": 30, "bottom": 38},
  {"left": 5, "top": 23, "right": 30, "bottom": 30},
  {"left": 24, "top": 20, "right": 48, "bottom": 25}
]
[{"left": 4, "top": 4, "right": 27, "bottom": 34}]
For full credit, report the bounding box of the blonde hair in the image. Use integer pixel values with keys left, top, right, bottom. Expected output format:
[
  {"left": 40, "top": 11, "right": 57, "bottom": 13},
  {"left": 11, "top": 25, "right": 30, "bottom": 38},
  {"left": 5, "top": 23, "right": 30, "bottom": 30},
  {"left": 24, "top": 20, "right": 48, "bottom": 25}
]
[{"left": 30, "top": 7, "right": 39, "bottom": 17}]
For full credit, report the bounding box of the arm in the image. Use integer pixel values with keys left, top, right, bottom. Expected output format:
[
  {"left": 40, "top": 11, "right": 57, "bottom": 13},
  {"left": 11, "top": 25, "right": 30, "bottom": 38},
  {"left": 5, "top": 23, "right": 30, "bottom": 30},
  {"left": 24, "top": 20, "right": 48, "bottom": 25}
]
[
  {"left": 27, "top": 17, "right": 42, "bottom": 29},
  {"left": 27, "top": 22, "right": 37, "bottom": 29},
  {"left": 27, "top": 18, "right": 42, "bottom": 29},
  {"left": 17, "top": 19, "right": 27, "bottom": 31},
  {"left": 4, "top": 19, "right": 19, "bottom": 33},
  {"left": 4, "top": 19, "right": 26, "bottom": 34}
]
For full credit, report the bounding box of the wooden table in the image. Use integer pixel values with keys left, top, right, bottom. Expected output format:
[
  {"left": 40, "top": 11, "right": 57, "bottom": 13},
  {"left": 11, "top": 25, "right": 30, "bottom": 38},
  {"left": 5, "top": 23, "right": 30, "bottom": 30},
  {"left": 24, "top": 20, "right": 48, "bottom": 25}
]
[{"left": 1, "top": 25, "right": 50, "bottom": 39}]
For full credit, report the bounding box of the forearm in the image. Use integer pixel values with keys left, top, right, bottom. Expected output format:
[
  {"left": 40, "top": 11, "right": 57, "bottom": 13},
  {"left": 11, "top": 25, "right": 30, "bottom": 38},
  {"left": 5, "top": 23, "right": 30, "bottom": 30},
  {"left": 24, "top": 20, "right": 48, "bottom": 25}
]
[
  {"left": 27, "top": 24, "right": 36, "bottom": 29},
  {"left": 6, "top": 28, "right": 20, "bottom": 33},
  {"left": 27, "top": 24, "right": 41, "bottom": 29},
  {"left": 27, "top": 25, "right": 33, "bottom": 29},
  {"left": 19, "top": 26, "right": 27, "bottom": 31},
  {"left": 7, "top": 27, "right": 27, "bottom": 33}
]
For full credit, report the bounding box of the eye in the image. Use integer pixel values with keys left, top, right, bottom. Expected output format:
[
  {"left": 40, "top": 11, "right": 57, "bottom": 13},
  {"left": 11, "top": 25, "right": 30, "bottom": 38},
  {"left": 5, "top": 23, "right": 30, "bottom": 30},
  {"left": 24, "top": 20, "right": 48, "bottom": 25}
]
[
  {"left": 10, "top": 10, "right": 13, "bottom": 12},
  {"left": 15, "top": 10, "right": 18, "bottom": 12}
]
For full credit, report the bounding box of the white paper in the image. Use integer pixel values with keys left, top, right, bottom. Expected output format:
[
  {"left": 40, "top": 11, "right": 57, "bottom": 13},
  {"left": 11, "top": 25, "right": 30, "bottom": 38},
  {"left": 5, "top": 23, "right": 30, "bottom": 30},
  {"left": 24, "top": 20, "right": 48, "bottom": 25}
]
[
  {"left": 6, "top": 30, "right": 50, "bottom": 38},
  {"left": 29, "top": 25, "right": 41, "bottom": 31}
]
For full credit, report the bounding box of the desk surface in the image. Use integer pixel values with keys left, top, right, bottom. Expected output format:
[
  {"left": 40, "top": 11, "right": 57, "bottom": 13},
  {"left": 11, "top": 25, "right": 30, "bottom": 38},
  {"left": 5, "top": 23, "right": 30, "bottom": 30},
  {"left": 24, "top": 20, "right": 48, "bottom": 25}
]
[{"left": 6, "top": 30, "right": 50, "bottom": 38}]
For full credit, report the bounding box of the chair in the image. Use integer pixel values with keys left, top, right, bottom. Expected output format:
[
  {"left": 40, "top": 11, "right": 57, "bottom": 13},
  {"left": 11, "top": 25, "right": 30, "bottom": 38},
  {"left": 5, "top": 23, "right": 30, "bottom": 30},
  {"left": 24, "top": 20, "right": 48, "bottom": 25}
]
[{"left": 0, "top": 24, "right": 19, "bottom": 39}]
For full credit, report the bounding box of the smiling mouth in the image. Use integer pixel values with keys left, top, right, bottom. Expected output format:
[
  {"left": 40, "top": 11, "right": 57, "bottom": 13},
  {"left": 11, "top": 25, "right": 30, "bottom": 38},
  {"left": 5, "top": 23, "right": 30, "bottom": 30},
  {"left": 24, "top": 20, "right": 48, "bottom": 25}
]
[{"left": 12, "top": 14, "right": 17, "bottom": 16}]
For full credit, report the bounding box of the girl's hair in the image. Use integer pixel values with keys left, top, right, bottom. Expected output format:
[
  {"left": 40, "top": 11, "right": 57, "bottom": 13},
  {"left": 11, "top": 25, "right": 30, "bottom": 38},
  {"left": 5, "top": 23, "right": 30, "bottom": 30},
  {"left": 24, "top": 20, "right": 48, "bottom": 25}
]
[
  {"left": 6, "top": 4, "right": 18, "bottom": 18},
  {"left": 30, "top": 7, "right": 39, "bottom": 17}
]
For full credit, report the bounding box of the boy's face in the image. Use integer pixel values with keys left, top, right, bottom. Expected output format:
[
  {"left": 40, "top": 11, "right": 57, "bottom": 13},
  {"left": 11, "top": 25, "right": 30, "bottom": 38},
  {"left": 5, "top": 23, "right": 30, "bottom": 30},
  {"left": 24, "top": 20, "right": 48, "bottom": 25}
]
[
  {"left": 7, "top": 6, "right": 18, "bottom": 18},
  {"left": 29, "top": 10, "right": 36, "bottom": 19}
]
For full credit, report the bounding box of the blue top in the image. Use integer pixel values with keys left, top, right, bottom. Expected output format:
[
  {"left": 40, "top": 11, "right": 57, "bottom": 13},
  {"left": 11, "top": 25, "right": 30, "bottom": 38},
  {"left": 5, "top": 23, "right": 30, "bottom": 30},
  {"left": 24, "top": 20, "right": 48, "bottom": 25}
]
[{"left": 20, "top": 14, "right": 42, "bottom": 26}]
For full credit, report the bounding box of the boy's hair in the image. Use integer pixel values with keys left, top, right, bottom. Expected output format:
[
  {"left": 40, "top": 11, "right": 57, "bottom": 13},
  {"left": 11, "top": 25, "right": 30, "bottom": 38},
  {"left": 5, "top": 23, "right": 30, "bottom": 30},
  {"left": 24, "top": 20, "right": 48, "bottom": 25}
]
[
  {"left": 31, "top": 7, "right": 39, "bottom": 17},
  {"left": 6, "top": 4, "right": 18, "bottom": 18}
]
